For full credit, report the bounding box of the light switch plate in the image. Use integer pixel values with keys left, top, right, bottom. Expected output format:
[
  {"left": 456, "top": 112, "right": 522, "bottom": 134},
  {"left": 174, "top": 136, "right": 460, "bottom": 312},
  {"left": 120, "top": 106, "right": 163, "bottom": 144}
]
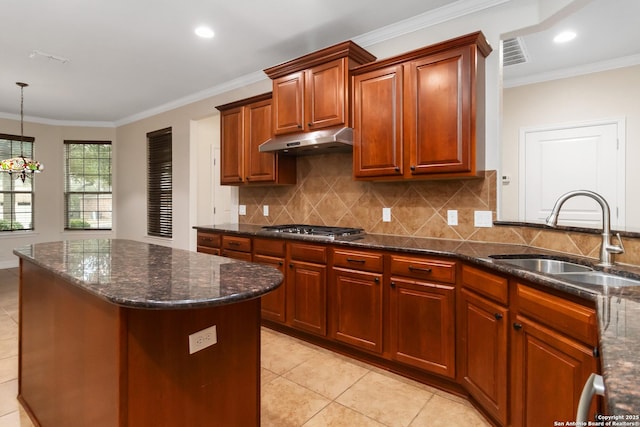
[
  {"left": 447, "top": 210, "right": 458, "bottom": 226},
  {"left": 238, "top": 205, "right": 246, "bottom": 216},
  {"left": 263, "top": 205, "right": 269, "bottom": 216},
  {"left": 382, "top": 207, "right": 391, "bottom": 222},
  {"left": 474, "top": 210, "right": 493, "bottom": 227}
]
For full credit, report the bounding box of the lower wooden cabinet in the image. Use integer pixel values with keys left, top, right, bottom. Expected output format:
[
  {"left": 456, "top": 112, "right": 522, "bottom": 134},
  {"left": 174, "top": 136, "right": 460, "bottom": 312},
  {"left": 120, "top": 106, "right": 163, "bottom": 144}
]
[
  {"left": 511, "top": 284, "right": 599, "bottom": 427},
  {"left": 255, "top": 254, "right": 286, "bottom": 323},
  {"left": 459, "top": 288, "right": 508, "bottom": 424},
  {"left": 330, "top": 268, "right": 383, "bottom": 354},
  {"left": 389, "top": 277, "right": 456, "bottom": 378},
  {"left": 287, "top": 243, "right": 328, "bottom": 336}
]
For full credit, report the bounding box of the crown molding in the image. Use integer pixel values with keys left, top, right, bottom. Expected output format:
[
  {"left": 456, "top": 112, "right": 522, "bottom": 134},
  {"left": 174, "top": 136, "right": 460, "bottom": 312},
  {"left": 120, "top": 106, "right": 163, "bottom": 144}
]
[
  {"left": 503, "top": 53, "right": 640, "bottom": 88},
  {"left": 0, "top": 112, "right": 114, "bottom": 128}
]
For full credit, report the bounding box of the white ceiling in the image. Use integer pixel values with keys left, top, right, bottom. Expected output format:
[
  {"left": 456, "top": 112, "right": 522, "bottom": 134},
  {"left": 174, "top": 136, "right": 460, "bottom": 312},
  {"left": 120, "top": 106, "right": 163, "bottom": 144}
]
[{"left": 1, "top": 0, "right": 638, "bottom": 125}]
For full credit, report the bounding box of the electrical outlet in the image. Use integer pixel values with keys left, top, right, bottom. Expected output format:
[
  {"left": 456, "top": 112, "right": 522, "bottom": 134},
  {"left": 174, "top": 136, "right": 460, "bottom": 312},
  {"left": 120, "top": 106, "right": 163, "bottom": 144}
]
[
  {"left": 447, "top": 210, "right": 458, "bottom": 226},
  {"left": 238, "top": 205, "right": 246, "bottom": 215},
  {"left": 188, "top": 325, "right": 217, "bottom": 354},
  {"left": 474, "top": 210, "right": 493, "bottom": 228},
  {"left": 263, "top": 205, "right": 269, "bottom": 216},
  {"left": 382, "top": 208, "right": 391, "bottom": 222}
]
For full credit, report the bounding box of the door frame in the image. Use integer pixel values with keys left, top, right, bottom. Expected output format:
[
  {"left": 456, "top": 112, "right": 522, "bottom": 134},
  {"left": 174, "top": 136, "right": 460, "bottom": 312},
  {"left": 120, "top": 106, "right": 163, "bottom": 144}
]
[{"left": 518, "top": 117, "right": 626, "bottom": 227}]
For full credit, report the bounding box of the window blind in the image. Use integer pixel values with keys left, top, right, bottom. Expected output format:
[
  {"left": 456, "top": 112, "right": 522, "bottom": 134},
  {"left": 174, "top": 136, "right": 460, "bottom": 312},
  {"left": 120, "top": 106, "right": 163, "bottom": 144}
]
[{"left": 147, "top": 128, "right": 172, "bottom": 238}]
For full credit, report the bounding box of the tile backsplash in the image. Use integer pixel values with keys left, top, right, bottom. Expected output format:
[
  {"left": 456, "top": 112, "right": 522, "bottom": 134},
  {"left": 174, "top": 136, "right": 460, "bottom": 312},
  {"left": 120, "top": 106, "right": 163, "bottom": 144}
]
[{"left": 239, "top": 153, "right": 640, "bottom": 267}]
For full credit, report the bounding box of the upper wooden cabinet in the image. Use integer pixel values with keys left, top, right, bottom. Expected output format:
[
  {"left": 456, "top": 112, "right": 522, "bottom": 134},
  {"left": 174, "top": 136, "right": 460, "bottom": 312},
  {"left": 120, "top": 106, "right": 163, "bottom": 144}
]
[
  {"left": 264, "top": 41, "right": 376, "bottom": 135},
  {"left": 216, "top": 93, "right": 296, "bottom": 185},
  {"left": 352, "top": 32, "right": 492, "bottom": 180}
]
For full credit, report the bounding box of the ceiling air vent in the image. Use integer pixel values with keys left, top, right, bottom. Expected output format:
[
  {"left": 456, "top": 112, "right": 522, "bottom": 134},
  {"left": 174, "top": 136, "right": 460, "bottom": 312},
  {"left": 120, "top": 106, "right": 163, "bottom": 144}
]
[{"left": 502, "top": 37, "right": 529, "bottom": 67}]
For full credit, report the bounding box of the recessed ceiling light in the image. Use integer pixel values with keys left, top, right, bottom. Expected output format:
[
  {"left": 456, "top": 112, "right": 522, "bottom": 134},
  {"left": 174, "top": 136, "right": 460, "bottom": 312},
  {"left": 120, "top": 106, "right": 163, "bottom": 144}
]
[
  {"left": 553, "top": 31, "right": 576, "bottom": 43},
  {"left": 195, "top": 26, "right": 214, "bottom": 39}
]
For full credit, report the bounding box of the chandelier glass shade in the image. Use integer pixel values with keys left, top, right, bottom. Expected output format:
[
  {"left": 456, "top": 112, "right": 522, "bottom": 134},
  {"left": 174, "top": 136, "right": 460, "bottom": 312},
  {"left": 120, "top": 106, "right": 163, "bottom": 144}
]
[{"left": 0, "top": 82, "right": 44, "bottom": 183}]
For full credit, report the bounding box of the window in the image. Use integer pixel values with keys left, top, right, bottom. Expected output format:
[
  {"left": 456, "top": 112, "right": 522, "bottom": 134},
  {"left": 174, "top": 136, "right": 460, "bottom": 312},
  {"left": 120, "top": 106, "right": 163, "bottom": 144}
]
[
  {"left": 64, "top": 141, "right": 112, "bottom": 230},
  {"left": 0, "top": 133, "right": 36, "bottom": 232},
  {"left": 147, "top": 128, "right": 172, "bottom": 238}
]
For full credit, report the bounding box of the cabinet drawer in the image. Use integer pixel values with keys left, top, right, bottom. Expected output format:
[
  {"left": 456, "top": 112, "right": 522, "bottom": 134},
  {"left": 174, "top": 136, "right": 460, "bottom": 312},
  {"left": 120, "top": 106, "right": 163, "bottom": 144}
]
[
  {"left": 197, "top": 232, "right": 220, "bottom": 248},
  {"left": 221, "top": 235, "right": 251, "bottom": 253},
  {"left": 290, "top": 242, "right": 327, "bottom": 263},
  {"left": 254, "top": 238, "right": 286, "bottom": 257},
  {"left": 461, "top": 264, "right": 508, "bottom": 305},
  {"left": 390, "top": 255, "right": 456, "bottom": 284},
  {"left": 516, "top": 283, "right": 597, "bottom": 346},
  {"left": 198, "top": 246, "right": 220, "bottom": 256},
  {"left": 332, "top": 249, "right": 383, "bottom": 273}
]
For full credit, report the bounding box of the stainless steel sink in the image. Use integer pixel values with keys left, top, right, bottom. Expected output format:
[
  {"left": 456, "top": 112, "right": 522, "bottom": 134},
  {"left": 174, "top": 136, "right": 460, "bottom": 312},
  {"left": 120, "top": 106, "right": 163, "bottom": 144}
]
[
  {"left": 555, "top": 272, "right": 640, "bottom": 287},
  {"left": 492, "top": 257, "right": 593, "bottom": 274}
]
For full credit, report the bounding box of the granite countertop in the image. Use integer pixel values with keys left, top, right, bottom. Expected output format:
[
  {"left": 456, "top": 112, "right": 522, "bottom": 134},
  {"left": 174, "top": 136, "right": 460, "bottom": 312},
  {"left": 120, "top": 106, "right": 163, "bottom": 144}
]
[
  {"left": 195, "top": 223, "right": 640, "bottom": 416},
  {"left": 13, "top": 238, "right": 283, "bottom": 309}
]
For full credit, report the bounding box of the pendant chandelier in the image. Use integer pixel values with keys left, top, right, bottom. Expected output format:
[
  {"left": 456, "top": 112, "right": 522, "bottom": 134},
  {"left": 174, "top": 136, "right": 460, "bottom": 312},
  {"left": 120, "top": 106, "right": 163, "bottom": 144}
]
[{"left": 0, "top": 82, "right": 44, "bottom": 183}]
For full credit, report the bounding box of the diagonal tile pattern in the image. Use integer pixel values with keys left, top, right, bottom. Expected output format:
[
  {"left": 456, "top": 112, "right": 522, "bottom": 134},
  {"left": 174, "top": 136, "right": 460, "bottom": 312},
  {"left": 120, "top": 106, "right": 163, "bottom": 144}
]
[
  {"left": 0, "top": 268, "right": 490, "bottom": 426},
  {"left": 238, "top": 153, "right": 640, "bottom": 266}
]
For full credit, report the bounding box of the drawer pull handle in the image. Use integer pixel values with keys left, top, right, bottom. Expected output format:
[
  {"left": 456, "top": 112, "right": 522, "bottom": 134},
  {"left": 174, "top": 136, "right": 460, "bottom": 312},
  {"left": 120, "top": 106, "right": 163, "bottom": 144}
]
[
  {"left": 513, "top": 323, "right": 523, "bottom": 331},
  {"left": 346, "top": 258, "right": 366, "bottom": 264},
  {"left": 228, "top": 241, "right": 240, "bottom": 246},
  {"left": 494, "top": 313, "right": 503, "bottom": 320},
  {"left": 408, "top": 265, "right": 432, "bottom": 273},
  {"left": 202, "top": 237, "right": 213, "bottom": 241}
]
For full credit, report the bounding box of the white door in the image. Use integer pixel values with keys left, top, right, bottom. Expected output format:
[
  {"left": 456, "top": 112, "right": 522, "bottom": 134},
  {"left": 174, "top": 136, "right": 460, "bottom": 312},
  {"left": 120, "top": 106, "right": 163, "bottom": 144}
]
[{"left": 519, "top": 120, "right": 625, "bottom": 229}]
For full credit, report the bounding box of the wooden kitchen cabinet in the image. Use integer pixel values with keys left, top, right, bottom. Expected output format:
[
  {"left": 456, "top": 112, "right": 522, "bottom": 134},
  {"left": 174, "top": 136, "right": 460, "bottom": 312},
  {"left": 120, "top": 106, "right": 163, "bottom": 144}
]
[
  {"left": 287, "top": 242, "right": 328, "bottom": 336},
  {"left": 459, "top": 265, "right": 509, "bottom": 426},
  {"left": 389, "top": 255, "right": 456, "bottom": 378},
  {"left": 216, "top": 93, "right": 296, "bottom": 185},
  {"left": 221, "top": 235, "right": 252, "bottom": 261},
  {"left": 265, "top": 40, "right": 376, "bottom": 135},
  {"left": 511, "top": 283, "right": 599, "bottom": 427},
  {"left": 329, "top": 249, "right": 384, "bottom": 354},
  {"left": 254, "top": 238, "right": 287, "bottom": 324},
  {"left": 352, "top": 31, "right": 491, "bottom": 180},
  {"left": 196, "top": 231, "right": 221, "bottom": 256}
]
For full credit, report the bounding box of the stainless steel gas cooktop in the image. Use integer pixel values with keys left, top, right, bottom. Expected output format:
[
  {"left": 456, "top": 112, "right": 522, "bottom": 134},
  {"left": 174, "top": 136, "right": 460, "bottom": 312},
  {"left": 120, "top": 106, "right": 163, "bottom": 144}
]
[{"left": 260, "top": 224, "right": 365, "bottom": 241}]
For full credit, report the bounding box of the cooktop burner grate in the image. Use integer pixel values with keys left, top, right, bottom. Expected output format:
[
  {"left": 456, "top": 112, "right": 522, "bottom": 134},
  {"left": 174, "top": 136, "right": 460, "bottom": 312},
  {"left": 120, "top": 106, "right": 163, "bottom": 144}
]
[{"left": 260, "top": 224, "right": 365, "bottom": 240}]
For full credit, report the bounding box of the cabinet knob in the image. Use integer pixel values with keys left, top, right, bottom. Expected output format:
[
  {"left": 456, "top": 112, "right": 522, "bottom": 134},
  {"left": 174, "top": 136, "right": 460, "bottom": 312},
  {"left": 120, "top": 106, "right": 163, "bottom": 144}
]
[
  {"left": 297, "top": 124, "right": 302, "bottom": 129},
  {"left": 238, "top": 177, "right": 242, "bottom": 181},
  {"left": 394, "top": 167, "right": 400, "bottom": 173},
  {"left": 390, "top": 281, "right": 396, "bottom": 288},
  {"left": 246, "top": 177, "right": 250, "bottom": 181},
  {"left": 513, "top": 322, "right": 523, "bottom": 331},
  {"left": 410, "top": 165, "right": 416, "bottom": 171},
  {"left": 278, "top": 261, "right": 284, "bottom": 266},
  {"left": 494, "top": 313, "right": 503, "bottom": 320},
  {"left": 374, "top": 277, "right": 380, "bottom": 283},
  {"left": 307, "top": 122, "right": 313, "bottom": 127},
  {"left": 289, "top": 263, "right": 294, "bottom": 269}
]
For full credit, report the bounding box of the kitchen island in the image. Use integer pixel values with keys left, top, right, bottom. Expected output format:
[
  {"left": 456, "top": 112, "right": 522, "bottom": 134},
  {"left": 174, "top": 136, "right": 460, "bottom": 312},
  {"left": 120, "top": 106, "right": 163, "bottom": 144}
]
[{"left": 13, "top": 239, "right": 283, "bottom": 427}]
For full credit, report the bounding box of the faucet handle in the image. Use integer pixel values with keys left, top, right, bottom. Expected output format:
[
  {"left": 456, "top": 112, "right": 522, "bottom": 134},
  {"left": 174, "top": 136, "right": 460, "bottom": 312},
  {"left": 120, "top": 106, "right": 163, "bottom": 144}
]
[{"left": 612, "top": 232, "right": 625, "bottom": 254}]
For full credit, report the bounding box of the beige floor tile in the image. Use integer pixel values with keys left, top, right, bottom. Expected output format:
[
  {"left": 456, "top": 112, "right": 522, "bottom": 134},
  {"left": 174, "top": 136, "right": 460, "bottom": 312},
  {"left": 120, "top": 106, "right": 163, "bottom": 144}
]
[
  {"left": 261, "top": 376, "right": 330, "bottom": 427},
  {"left": 410, "top": 394, "right": 491, "bottom": 427},
  {"left": 0, "top": 406, "right": 33, "bottom": 427},
  {"left": 262, "top": 334, "right": 321, "bottom": 375},
  {"left": 336, "top": 370, "right": 434, "bottom": 427},
  {"left": 0, "top": 379, "right": 19, "bottom": 418},
  {"left": 302, "top": 402, "right": 386, "bottom": 427},
  {"left": 262, "top": 367, "right": 279, "bottom": 385},
  {"left": 0, "top": 337, "right": 18, "bottom": 360},
  {"left": 0, "top": 356, "right": 18, "bottom": 384},
  {"left": 284, "top": 351, "right": 370, "bottom": 399}
]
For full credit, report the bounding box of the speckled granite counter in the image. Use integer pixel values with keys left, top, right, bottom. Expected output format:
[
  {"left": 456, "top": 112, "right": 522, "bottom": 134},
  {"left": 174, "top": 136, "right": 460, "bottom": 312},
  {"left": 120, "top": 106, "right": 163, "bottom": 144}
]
[
  {"left": 14, "top": 238, "right": 283, "bottom": 426},
  {"left": 196, "top": 223, "right": 640, "bottom": 417},
  {"left": 13, "top": 238, "right": 283, "bottom": 308}
]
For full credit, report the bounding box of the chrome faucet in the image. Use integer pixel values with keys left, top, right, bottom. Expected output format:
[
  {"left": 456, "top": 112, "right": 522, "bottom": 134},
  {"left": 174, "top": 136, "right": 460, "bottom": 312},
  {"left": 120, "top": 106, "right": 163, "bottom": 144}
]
[{"left": 545, "top": 190, "right": 624, "bottom": 267}]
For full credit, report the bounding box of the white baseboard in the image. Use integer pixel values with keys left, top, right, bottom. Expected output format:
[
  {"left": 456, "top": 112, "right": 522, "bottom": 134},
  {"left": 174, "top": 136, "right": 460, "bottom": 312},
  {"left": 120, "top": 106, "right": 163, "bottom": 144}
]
[{"left": 0, "top": 260, "right": 19, "bottom": 269}]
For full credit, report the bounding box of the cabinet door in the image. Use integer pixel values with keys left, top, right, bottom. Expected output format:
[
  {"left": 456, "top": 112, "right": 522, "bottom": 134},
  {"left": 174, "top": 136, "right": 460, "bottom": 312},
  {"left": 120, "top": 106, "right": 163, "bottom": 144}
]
[
  {"left": 353, "top": 64, "right": 404, "bottom": 178},
  {"left": 244, "top": 99, "right": 276, "bottom": 182},
  {"left": 287, "top": 261, "right": 327, "bottom": 336},
  {"left": 254, "top": 254, "right": 286, "bottom": 323},
  {"left": 220, "top": 107, "right": 244, "bottom": 184},
  {"left": 459, "top": 289, "right": 508, "bottom": 425},
  {"left": 405, "top": 46, "right": 472, "bottom": 175},
  {"left": 330, "top": 268, "right": 383, "bottom": 354},
  {"left": 306, "top": 59, "right": 346, "bottom": 130},
  {"left": 389, "top": 278, "right": 455, "bottom": 378},
  {"left": 272, "top": 71, "right": 304, "bottom": 135},
  {"left": 511, "top": 316, "right": 599, "bottom": 427}
]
